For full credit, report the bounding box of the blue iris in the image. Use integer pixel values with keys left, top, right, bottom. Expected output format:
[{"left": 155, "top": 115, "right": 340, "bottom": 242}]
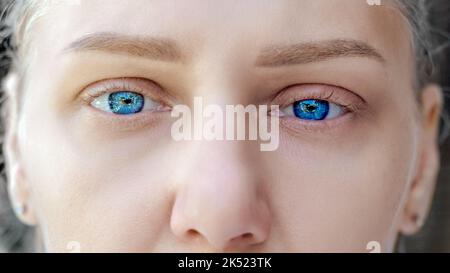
[
  {"left": 108, "top": 91, "right": 144, "bottom": 115},
  {"left": 293, "top": 99, "right": 330, "bottom": 120}
]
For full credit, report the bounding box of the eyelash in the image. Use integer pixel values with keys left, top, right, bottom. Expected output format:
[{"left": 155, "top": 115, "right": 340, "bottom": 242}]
[
  {"left": 80, "top": 78, "right": 172, "bottom": 114},
  {"left": 80, "top": 79, "right": 365, "bottom": 133},
  {"left": 270, "top": 84, "right": 366, "bottom": 132},
  {"left": 76, "top": 78, "right": 177, "bottom": 132}
]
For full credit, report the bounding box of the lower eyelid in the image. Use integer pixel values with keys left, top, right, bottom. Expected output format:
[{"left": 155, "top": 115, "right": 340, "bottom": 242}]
[
  {"left": 81, "top": 104, "right": 171, "bottom": 132},
  {"left": 280, "top": 111, "right": 355, "bottom": 134}
]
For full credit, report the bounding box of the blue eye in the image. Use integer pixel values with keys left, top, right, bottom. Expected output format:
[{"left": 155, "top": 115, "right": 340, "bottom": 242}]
[
  {"left": 108, "top": 91, "right": 144, "bottom": 115},
  {"left": 294, "top": 99, "right": 329, "bottom": 120},
  {"left": 91, "top": 91, "right": 161, "bottom": 115},
  {"left": 282, "top": 99, "right": 345, "bottom": 121}
]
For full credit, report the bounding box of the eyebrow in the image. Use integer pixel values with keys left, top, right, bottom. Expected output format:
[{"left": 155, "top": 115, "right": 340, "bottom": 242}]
[
  {"left": 64, "top": 34, "right": 384, "bottom": 67},
  {"left": 63, "top": 32, "right": 183, "bottom": 62},
  {"left": 255, "top": 39, "right": 386, "bottom": 67}
]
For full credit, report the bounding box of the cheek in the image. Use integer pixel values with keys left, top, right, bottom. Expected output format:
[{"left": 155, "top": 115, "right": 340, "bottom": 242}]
[
  {"left": 264, "top": 110, "right": 419, "bottom": 252},
  {"left": 17, "top": 104, "right": 175, "bottom": 252}
]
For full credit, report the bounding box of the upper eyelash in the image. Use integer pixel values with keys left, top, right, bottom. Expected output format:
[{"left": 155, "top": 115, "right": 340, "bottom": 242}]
[
  {"left": 272, "top": 85, "right": 366, "bottom": 114},
  {"left": 79, "top": 78, "right": 171, "bottom": 107},
  {"left": 82, "top": 80, "right": 145, "bottom": 100},
  {"left": 278, "top": 89, "right": 341, "bottom": 108}
]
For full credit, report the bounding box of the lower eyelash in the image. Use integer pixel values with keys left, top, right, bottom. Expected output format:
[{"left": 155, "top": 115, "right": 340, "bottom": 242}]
[{"left": 82, "top": 105, "right": 170, "bottom": 132}]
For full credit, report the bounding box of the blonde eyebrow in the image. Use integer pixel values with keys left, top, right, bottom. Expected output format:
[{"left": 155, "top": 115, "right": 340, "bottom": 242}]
[
  {"left": 255, "top": 39, "right": 386, "bottom": 67},
  {"left": 63, "top": 32, "right": 183, "bottom": 62}
]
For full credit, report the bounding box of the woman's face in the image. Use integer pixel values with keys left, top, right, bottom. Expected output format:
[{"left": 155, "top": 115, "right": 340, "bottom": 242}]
[{"left": 7, "top": 0, "right": 442, "bottom": 252}]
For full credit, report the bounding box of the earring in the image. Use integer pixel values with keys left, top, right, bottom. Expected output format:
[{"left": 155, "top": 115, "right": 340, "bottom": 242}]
[
  {"left": 14, "top": 203, "right": 26, "bottom": 216},
  {"left": 412, "top": 213, "right": 424, "bottom": 227}
]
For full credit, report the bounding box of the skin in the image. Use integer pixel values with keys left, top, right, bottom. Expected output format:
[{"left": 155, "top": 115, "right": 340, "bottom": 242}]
[{"left": 4, "top": 0, "right": 443, "bottom": 252}]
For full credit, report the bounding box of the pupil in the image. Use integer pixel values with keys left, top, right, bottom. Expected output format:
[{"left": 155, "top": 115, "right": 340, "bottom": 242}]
[
  {"left": 122, "top": 98, "right": 133, "bottom": 104},
  {"left": 304, "top": 104, "right": 317, "bottom": 112}
]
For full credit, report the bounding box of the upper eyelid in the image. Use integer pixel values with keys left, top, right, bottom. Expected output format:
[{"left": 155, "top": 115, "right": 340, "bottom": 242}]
[
  {"left": 83, "top": 78, "right": 156, "bottom": 96},
  {"left": 79, "top": 77, "right": 174, "bottom": 105},
  {"left": 271, "top": 84, "right": 366, "bottom": 109}
]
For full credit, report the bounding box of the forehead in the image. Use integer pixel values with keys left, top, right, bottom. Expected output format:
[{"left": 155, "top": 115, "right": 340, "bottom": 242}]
[{"left": 31, "top": 0, "right": 412, "bottom": 65}]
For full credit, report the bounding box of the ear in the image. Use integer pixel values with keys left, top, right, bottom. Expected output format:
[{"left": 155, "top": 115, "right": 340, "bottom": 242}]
[
  {"left": 399, "top": 84, "right": 443, "bottom": 235},
  {"left": 2, "top": 73, "right": 37, "bottom": 226}
]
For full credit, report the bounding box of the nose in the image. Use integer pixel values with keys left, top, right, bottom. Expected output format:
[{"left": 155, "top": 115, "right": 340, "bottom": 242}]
[{"left": 170, "top": 141, "right": 271, "bottom": 251}]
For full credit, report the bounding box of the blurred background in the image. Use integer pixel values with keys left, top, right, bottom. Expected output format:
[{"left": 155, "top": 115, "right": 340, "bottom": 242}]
[{"left": 0, "top": 0, "right": 449, "bottom": 252}]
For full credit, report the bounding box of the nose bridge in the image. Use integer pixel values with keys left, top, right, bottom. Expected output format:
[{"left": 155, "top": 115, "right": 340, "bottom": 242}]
[
  {"left": 170, "top": 140, "right": 271, "bottom": 250},
  {"left": 188, "top": 40, "right": 254, "bottom": 105}
]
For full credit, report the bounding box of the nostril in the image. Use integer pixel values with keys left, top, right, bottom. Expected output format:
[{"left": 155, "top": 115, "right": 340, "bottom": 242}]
[
  {"left": 186, "top": 229, "right": 201, "bottom": 237},
  {"left": 230, "top": 232, "right": 256, "bottom": 245}
]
